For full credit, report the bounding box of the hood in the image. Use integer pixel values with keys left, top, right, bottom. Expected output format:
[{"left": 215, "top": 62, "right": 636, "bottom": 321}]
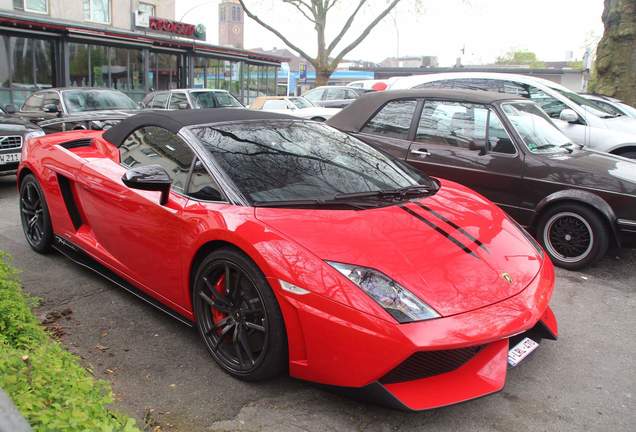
[
  {"left": 536, "top": 149, "right": 636, "bottom": 195},
  {"left": 255, "top": 182, "right": 543, "bottom": 316},
  {"left": 0, "top": 115, "right": 40, "bottom": 132}
]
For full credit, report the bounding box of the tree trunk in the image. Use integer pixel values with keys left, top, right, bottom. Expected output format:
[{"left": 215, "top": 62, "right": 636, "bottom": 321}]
[
  {"left": 593, "top": 0, "right": 636, "bottom": 106},
  {"left": 315, "top": 67, "right": 332, "bottom": 86}
]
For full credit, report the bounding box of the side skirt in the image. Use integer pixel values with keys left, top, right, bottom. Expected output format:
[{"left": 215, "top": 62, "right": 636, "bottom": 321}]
[{"left": 53, "top": 236, "right": 193, "bottom": 327}]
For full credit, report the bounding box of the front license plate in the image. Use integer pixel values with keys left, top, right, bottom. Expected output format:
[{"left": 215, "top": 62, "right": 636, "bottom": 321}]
[
  {"left": 0, "top": 153, "right": 21, "bottom": 165},
  {"left": 508, "top": 337, "right": 539, "bottom": 367}
]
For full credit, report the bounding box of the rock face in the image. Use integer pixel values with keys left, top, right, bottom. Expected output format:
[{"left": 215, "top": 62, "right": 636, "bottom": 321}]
[{"left": 594, "top": 0, "right": 636, "bottom": 106}]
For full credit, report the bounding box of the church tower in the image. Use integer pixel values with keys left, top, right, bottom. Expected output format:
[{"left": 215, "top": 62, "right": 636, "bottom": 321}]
[{"left": 219, "top": 0, "right": 244, "bottom": 49}]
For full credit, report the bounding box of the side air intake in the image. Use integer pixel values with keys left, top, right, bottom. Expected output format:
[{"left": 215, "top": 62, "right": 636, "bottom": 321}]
[{"left": 56, "top": 174, "right": 84, "bottom": 230}]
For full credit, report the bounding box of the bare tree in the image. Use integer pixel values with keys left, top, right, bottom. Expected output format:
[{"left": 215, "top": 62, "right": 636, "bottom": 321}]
[{"left": 237, "top": 0, "right": 403, "bottom": 85}]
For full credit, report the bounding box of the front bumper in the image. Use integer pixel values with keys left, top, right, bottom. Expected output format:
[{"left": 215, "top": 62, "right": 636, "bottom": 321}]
[{"left": 276, "top": 260, "right": 557, "bottom": 411}]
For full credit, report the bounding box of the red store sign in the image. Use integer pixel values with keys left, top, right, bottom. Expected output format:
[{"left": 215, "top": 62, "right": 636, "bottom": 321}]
[{"left": 149, "top": 17, "right": 195, "bottom": 37}]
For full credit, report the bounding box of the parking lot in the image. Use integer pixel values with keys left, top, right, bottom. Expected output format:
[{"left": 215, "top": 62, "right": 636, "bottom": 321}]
[{"left": 1, "top": 173, "right": 635, "bottom": 432}]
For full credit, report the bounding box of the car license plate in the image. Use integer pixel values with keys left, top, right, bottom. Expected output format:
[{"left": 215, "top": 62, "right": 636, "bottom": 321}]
[
  {"left": 508, "top": 337, "right": 539, "bottom": 367},
  {"left": 0, "top": 153, "right": 21, "bottom": 165}
]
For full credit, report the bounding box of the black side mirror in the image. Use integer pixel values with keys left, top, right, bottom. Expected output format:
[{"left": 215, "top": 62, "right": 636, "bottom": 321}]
[
  {"left": 4, "top": 104, "right": 17, "bottom": 114},
  {"left": 43, "top": 103, "right": 59, "bottom": 113},
  {"left": 468, "top": 140, "right": 486, "bottom": 155},
  {"left": 121, "top": 164, "right": 172, "bottom": 205}
]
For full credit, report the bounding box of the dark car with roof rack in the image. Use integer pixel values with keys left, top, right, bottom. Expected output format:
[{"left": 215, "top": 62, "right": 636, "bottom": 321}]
[{"left": 327, "top": 89, "right": 636, "bottom": 269}]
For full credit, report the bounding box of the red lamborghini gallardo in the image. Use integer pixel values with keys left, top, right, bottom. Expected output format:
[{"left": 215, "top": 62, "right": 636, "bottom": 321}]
[{"left": 17, "top": 109, "right": 557, "bottom": 411}]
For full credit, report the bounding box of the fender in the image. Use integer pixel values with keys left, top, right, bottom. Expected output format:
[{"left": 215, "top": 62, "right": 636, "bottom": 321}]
[{"left": 532, "top": 189, "right": 621, "bottom": 246}]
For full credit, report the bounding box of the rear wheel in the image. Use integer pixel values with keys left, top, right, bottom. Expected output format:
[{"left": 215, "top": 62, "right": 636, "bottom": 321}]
[
  {"left": 537, "top": 203, "right": 609, "bottom": 270},
  {"left": 192, "top": 248, "right": 287, "bottom": 381},
  {"left": 19, "top": 174, "right": 53, "bottom": 253}
]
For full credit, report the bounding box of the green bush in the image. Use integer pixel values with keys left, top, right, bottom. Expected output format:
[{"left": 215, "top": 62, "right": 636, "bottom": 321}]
[{"left": 0, "top": 252, "right": 139, "bottom": 432}]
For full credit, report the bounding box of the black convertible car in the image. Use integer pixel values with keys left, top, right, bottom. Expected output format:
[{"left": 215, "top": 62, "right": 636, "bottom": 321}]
[{"left": 327, "top": 89, "right": 636, "bottom": 269}]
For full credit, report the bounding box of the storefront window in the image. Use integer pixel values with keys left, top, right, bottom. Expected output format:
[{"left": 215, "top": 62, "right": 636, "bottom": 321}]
[
  {"left": 149, "top": 52, "right": 179, "bottom": 90},
  {"left": 90, "top": 44, "right": 108, "bottom": 87},
  {"left": 69, "top": 43, "right": 90, "bottom": 87},
  {"left": 83, "top": 0, "right": 111, "bottom": 24}
]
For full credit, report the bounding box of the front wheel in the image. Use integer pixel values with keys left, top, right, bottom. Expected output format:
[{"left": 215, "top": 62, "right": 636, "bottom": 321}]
[
  {"left": 536, "top": 203, "right": 609, "bottom": 270},
  {"left": 19, "top": 174, "right": 53, "bottom": 253},
  {"left": 192, "top": 248, "right": 287, "bottom": 381}
]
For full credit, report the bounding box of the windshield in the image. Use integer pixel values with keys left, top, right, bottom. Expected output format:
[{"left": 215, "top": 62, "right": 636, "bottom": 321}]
[
  {"left": 62, "top": 90, "right": 138, "bottom": 113},
  {"left": 190, "top": 91, "right": 243, "bottom": 108},
  {"left": 289, "top": 97, "right": 314, "bottom": 109},
  {"left": 191, "top": 121, "right": 430, "bottom": 204},
  {"left": 501, "top": 102, "right": 573, "bottom": 154},
  {"left": 551, "top": 88, "right": 617, "bottom": 118},
  {"left": 617, "top": 102, "right": 636, "bottom": 117}
]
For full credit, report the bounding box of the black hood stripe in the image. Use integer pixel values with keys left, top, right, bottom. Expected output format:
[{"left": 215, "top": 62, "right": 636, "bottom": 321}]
[
  {"left": 399, "top": 205, "right": 477, "bottom": 257},
  {"left": 412, "top": 202, "right": 489, "bottom": 253}
]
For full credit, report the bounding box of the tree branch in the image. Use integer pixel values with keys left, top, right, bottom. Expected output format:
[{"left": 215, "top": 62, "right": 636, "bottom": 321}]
[
  {"left": 238, "top": 0, "right": 318, "bottom": 68},
  {"left": 326, "top": 0, "right": 368, "bottom": 55},
  {"left": 282, "top": 0, "right": 317, "bottom": 23},
  {"left": 330, "top": 0, "right": 402, "bottom": 68}
]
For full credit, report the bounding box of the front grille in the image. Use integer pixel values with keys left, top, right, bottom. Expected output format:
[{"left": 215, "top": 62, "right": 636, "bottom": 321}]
[
  {"left": 0, "top": 135, "right": 23, "bottom": 150},
  {"left": 379, "top": 346, "right": 482, "bottom": 384}
]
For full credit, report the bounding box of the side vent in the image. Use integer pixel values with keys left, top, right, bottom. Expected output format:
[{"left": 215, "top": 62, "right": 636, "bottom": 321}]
[
  {"left": 59, "top": 138, "right": 93, "bottom": 149},
  {"left": 57, "top": 175, "right": 84, "bottom": 230}
]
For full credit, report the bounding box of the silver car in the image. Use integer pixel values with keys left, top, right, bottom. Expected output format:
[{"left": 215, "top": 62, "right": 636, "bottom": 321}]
[
  {"left": 388, "top": 72, "right": 636, "bottom": 159},
  {"left": 581, "top": 94, "right": 636, "bottom": 119}
]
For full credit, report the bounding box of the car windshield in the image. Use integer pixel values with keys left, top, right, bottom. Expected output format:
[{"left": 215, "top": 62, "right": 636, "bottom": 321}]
[
  {"left": 62, "top": 90, "right": 138, "bottom": 113},
  {"left": 617, "top": 102, "right": 636, "bottom": 117},
  {"left": 289, "top": 97, "right": 314, "bottom": 109},
  {"left": 551, "top": 87, "right": 618, "bottom": 118},
  {"left": 191, "top": 121, "right": 431, "bottom": 205},
  {"left": 501, "top": 102, "right": 573, "bottom": 154},
  {"left": 190, "top": 91, "right": 243, "bottom": 108}
]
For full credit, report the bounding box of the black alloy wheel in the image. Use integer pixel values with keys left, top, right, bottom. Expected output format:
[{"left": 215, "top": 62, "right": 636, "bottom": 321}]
[
  {"left": 537, "top": 203, "right": 609, "bottom": 270},
  {"left": 19, "top": 174, "right": 53, "bottom": 253},
  {"left": 193, "top": 248, "right": 287, "bottom": 381}
]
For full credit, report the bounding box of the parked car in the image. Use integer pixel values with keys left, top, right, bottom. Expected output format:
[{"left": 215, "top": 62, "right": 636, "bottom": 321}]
[
  {"left": 580, "top": 94, "right": 636, "bottom": 119},
  {"left": 303, "top": 85, "right": 365, "bottom": 108},
  {"left": 328, "top": 89, "right": 636, "bottom": 269},
  {"left": 7, "top": 88, "right": 140, "bottom": 134},
  {"left": 387, "top": 72, "right": 636, "bottom": 159},
  {"left": 347, "top": 79, "right": 391, "bottom": 91},
  {"left": 1, "top": 106, "right": 44, "bottom": 176},
  {"left": 17, "top": 108, "right": 557, "bottom": 411},
  {"left": 142, "top": 89, "right": 244, "bottom": 110},
  {"left": 249, "top": 96, "right": 339, "bottom": 121}
]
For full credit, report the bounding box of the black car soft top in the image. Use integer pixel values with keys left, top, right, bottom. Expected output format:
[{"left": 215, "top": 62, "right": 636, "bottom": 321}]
[
  {"left": 103, "top": 108, "right": 297, "bottom": 147},
  {"left": 326, "top": 89, "right": 523, "bottom": 132}
]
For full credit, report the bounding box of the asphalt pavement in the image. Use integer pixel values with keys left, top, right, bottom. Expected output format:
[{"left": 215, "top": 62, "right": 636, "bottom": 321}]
[{"left": 1, "top": 174, "right": 634, "bottom": 432}]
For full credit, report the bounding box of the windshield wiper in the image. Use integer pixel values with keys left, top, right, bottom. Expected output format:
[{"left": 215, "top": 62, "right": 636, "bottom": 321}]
[{"left": 334, "top": 184, "right": 437, "bottom": 201}]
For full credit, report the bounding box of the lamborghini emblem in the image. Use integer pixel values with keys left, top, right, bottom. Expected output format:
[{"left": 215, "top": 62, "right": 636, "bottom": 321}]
[{"left": 501, "top": 272, "right": 513, "bottom": 284}]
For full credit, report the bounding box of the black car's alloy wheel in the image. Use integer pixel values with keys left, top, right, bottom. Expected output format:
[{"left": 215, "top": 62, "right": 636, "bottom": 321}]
[
  {"left": 193, "top": 248, "right": 287, "bottom": 381},
  {"left": 19, "top": 174, "right": 53, "bottom": 253},
  {"left": 537, "top": 203, "right": 608, "bottom": 270}
]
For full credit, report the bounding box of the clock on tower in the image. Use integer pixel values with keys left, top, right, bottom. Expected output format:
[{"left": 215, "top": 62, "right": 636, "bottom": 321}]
[{"left": 219, "top": 0, "right": 244, "bottom": 49}]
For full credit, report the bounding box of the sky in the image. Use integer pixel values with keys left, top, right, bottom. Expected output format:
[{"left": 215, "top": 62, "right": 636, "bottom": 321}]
[{"left": 175, "top": 0, "right": 605, "bottom": 66}]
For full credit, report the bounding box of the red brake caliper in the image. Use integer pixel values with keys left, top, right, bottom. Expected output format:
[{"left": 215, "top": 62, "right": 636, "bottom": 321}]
[{"left": 211, "top": 275, "right": 228, "bottom": 334}]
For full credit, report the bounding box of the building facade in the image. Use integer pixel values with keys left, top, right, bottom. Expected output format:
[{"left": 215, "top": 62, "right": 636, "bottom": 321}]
[
  {"left": 0, "top": 0, "right": 281, "bottom": 107},
  {"left": 218, "top": 0, "right": 243, "bottom": 49}
]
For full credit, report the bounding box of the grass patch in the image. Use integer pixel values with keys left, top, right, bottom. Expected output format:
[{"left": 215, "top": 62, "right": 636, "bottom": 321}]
[{"left": 0, "top": 252, "right": 140, "bottom": 431}]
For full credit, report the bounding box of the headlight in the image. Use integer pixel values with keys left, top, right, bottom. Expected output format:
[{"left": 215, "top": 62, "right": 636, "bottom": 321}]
[{"left": 327, "top": 261, "right": 440, "bottom": 323}]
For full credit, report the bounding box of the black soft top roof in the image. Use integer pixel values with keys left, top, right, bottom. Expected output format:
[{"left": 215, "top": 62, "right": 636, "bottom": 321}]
[
  {"left": 326, "top": 89, "right": 523, "bottom": 132},
  {"left": 103, "top": 108, "right": 297, "bottom": 147}
]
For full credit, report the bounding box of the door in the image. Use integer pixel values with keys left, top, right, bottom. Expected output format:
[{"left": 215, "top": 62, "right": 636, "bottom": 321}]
[
  {"left": 323, "top": 87, "right": 349, "bottom": 108},
  {"left": 406, "top": 99, "right": 528, "bottom": 221},
  {"left": 75, "top": 126, "right": 194, "bottom": 307},
  {"left": 354, "top": 99, "right": 419, "bottom": 159}
]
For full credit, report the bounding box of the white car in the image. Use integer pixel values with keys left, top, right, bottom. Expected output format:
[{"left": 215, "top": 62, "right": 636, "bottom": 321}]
[
  {"left": 581, "top": 94, "right": 636, "bottom": 119},
  {"left": 388, "top": 72, "right": 636, "bottom": 159},
  {"left": 250, "top": 96, "right": 340, "bottom": 121},
  {"left": 347, "top": 78, "right": 397, "bottom": 91}
]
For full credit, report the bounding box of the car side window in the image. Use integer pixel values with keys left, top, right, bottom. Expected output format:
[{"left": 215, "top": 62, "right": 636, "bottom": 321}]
[
  {"left": 325, "top": 88, "right": 346, "bottom": 100},
  {"left": 187, "top": 159, "right": 225, "bottom": 202},
  {"left": 22, "top": 93, "right": 45, "bottom": 112},
  {"left": 120, "top": 126, "right": 194, "bottom": 194},
  {"left": 263, "top": 100, "right": 288, "bottom": 110},
  {"left": 416, "top": 100, "right": 488, "bottom": 150},
  {"left": 150, "top": 93, "right": 169, "bottom": 109},
  {"left": 304, "top": 89, "right": 323, "bottom": 102},
  {"left": 526, "top": 86, "right": 567, "bottom": 119},
  {"left": 344, "top": 89, "right": 358, "bottom": 100},
  {"left": 487, "top": 111, "right": 516, "bottom": 154},
  {"left": 168, "top": 92, "right": 188, "bottom": 109},
  {"left": 361, "top": 99, "right": 417, "bottom": 139},
  {"left": 43, "top": 92, "right": 60, "bottom": 106}
]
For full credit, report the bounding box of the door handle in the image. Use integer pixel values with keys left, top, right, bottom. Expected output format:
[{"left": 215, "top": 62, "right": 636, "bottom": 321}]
[{"left": 410, "top": 148, "right": 430, "bottom": 157}]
